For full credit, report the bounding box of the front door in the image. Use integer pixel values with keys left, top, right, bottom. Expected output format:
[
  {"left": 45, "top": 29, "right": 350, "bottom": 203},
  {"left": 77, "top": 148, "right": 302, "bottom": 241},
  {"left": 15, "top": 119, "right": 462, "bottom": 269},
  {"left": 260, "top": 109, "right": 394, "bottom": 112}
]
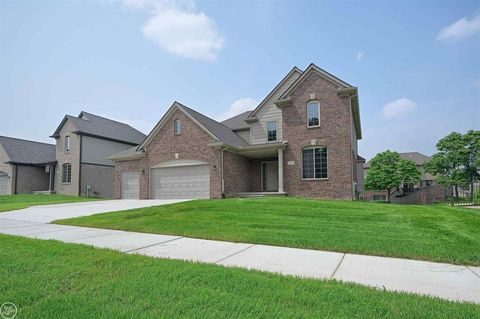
[{"left": 261, "top": 161, "right": 278, "bottom": 192}]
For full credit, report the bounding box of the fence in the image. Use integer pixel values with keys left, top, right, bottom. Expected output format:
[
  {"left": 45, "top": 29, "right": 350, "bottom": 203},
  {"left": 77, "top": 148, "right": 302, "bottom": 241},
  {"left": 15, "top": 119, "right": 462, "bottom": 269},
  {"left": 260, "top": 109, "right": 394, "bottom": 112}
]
[{"left": 442, "top": 179, "right": 480, "bottom": 205}]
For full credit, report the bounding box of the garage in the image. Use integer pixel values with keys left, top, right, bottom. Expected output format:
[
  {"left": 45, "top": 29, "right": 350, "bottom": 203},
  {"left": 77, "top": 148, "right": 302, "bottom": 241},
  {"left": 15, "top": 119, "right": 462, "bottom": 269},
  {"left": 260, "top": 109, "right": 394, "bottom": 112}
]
[
  {"left": 121, "top": 171, "right": 140, "bottom": 199},
  {"left": 151, "top": 164, "right": 210, "bottom": 199},
  {"left": 0, "top": 172, "right": 8, "bottom": 195}
]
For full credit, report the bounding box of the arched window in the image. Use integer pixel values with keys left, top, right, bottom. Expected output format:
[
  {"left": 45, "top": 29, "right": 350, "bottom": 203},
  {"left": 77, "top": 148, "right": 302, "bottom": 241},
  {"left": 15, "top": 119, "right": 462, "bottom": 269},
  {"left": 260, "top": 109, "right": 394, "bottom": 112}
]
[
  {"left": 306, "top": 101, "right": 320, "bottom": 127},
  {"left": 64, "top": 135, "right": 71, "bottom": 152}
]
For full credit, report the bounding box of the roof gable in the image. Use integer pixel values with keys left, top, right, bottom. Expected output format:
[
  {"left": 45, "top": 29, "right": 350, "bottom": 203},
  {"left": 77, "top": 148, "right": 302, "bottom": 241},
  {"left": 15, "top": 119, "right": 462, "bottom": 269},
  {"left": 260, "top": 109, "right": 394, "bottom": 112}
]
[
  {"left": 0, "top": 136, "right": 56, "bottom": 164},
  {"left": 221, "top": 111, "right": 252, "bottom": 130},
  {"left": 138, "top": 102, "right": 249, "bottom": 151},
  {"left": 279, "top": 63, "right": 352, "bottom": 100},
  {"left": 247, "top": 67, "right": 303, "bottom": 119},
  {"left": 51, "top": 111, "right": 146, "bottom": 145}
]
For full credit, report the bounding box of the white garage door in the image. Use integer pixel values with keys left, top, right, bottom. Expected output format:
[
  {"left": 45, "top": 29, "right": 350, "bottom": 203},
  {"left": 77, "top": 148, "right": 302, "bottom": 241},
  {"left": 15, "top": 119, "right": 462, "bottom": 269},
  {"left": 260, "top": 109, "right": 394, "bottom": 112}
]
[
  {"left": 121, "top": 171, "right": 140, "bottom": 199},
  {"left": 151, "top": 165, "right": 210, "bottom": 199},
  {"left": 0, "top": 173, "right": 8, "bottom": 195}
]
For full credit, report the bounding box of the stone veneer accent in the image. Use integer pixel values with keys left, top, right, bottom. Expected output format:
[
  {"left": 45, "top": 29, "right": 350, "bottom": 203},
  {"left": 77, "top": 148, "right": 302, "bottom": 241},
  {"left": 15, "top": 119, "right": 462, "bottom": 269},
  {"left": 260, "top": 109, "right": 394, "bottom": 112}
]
[{"left": 282, "top": 72, "right": 355, "bottom": 199}]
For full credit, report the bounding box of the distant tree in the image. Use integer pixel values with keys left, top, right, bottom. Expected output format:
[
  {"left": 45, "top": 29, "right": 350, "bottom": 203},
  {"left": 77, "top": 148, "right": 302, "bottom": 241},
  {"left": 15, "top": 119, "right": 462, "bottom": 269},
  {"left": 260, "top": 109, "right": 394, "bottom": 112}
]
[
  {"left": 464, "top": 130, "right": 480, "bottom": 201},
  {"left": 365, "top": 150, "right": 421, "bottom": 202},
  {"left": 425, "top": 132, "right": 471, "bottom": 204}
]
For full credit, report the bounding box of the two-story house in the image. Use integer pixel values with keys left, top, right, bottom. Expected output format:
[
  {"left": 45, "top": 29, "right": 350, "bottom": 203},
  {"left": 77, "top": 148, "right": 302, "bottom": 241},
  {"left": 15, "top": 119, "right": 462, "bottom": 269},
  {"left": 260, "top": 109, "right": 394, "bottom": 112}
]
[
  {"left": 111, "top": 63, "right": 362, "bottom": 200},
  {"left": 50, "top": 112, "right": 146, "bottom": 198}
]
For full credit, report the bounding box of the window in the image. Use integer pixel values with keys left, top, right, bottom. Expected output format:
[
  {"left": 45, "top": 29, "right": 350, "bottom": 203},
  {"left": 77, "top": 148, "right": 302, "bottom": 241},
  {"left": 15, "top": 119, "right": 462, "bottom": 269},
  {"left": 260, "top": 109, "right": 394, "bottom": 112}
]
[
  {"left": 267, "top": 121, "right": 277, "bottom": 141},
  {"left": 174, "top": 119, "right": 181, "bottom": 135},
  {"left": 64, "top": 135, "right": 70, "bottom": 152},
  {"left": 302, "top": 147, "right": 327, "bottom": 179},
  {"left": 62, "top": 163, "right": 72, "bottom": 184},
  {"left": 373, "top": 195, "right": 386, "bottom": 201},
  {"left": 307, "top": 101, "right": 320, "bottom": 127}
]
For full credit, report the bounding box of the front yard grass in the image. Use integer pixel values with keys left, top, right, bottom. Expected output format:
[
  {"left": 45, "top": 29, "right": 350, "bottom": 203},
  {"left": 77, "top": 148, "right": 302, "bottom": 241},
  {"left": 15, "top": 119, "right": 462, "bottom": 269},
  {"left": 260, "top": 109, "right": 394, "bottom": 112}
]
[
  {"left": 0, "top": 234, "right": 478, "bottom": 318},
  {"left": 55, "top": 197, "right": 480, "bottom": 266},
  {"left": 0, "top": 194, "right": 103, "bottom": 212}
]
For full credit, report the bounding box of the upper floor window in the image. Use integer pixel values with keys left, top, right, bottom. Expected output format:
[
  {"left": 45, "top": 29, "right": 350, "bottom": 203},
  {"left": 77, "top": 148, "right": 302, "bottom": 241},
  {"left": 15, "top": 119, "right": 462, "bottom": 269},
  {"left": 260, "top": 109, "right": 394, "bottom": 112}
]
[
  {"left": 267, "top": 121, "right": 277, "bottom": 142},
  {"left": 302, "top": 147, "right": 327, "bottom": 179},
  {"left": 174, "top": 119, "right": 182, "bottom": 135},
  {"left": 64, "top": 135, "right": 71, "bottom": 152},
  {"left": 307, "top": 101, "right": 320, "bottom": 127},
  {"left": 62, "top": 163, "right": 72, "bottom": 184}
]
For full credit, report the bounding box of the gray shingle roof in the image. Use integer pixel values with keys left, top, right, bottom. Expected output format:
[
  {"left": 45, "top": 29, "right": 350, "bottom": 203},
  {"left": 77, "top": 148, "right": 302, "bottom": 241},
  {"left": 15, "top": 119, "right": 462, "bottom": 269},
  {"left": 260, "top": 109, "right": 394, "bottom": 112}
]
[
  {"left": 177, "top": 104, "right": 250, "bottom": 148},
  {"left": 221, "top": 111, "right": 252, "bottom": 130},
  {"left": 364, "top": 152, "right": 431, "bottom": 168},
  {"left": 52, "top": 111, "right": 146, "bottom": 145},
  {"left": 0, "top": 136, "right": 56, "bottom": 165}
]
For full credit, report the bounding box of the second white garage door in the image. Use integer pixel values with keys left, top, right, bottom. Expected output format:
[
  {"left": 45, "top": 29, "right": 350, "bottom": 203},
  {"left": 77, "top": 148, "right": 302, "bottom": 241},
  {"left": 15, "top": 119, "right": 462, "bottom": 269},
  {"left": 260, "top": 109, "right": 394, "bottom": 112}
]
[
  {"left": 151, "top": 165, "right": 210, "bottom": 199},
  {"left": 121, "top": 171, "right": 140, "bottom": 199}
]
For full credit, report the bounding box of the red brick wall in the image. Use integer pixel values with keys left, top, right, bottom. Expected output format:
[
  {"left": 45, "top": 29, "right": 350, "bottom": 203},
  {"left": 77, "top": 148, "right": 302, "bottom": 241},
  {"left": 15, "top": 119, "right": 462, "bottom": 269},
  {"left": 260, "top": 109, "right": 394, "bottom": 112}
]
[
  {"left": 114, "top": 109, "right": 222, "bottom": 199},
  {"left": 282, "top": 71, "right": 354, "bottom": 199},
  {"left": 223, "top": 151, "right": 252, "bottom": 197}
]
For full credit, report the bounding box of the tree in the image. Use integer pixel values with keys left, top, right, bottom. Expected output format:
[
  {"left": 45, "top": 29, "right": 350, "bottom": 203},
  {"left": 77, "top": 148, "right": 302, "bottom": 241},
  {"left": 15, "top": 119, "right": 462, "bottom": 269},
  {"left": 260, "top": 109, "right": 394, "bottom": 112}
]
[
  {"left": 424, "top": 131, "right": 479, "bottom": 204},
  {"left": 464, "top": 130, "right": 480, "bottom": 201},
  {"left": 365, "top": 150, "right": 421, "bottom": 202}
]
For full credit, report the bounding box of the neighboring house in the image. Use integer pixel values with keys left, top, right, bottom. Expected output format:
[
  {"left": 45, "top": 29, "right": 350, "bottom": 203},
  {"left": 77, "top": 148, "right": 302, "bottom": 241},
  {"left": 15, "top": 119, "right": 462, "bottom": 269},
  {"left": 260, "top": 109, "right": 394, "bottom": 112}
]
[
  {"left": 0, "top": 136, "right": 56, "bottom": 195},
  {"left": 111, "top": 63, "right": 363, "bottom": 200},
  {"left": 50, "top": 112, "right": 146, "bottom": 198},
  {"left": 363, "top": 152, "right": 445, "bottom": 203}
]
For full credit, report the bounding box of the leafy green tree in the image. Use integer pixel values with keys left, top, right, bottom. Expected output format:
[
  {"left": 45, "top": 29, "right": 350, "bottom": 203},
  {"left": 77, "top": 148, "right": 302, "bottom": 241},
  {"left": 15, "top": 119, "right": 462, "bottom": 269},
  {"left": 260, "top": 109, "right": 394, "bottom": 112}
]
[
  {"left": 425, "top": 131, "right": 477, "bottom": 203},
  {"left": 365, "top": 150, "right": 421, "bottom": 202}
]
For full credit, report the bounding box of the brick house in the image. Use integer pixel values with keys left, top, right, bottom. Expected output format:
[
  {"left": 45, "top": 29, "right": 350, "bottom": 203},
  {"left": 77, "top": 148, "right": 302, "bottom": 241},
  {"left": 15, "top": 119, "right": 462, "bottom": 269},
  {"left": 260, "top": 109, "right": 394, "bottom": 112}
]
[{"left": 111, "top": 63, "right": 363, "bottom": 200}]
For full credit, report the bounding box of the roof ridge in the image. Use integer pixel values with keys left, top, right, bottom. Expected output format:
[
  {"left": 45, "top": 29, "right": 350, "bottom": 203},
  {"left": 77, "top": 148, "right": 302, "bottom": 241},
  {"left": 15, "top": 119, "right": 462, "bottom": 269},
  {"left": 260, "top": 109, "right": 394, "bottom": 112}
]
[
  {"left": 178, "top": 103, "right": 236, "bottom": 132},
  {"left": 0, "top": 135, "right": 55, "bottom": 146},
  {"left": 79, "top": 111, "right": 132, "bottom": 127}
]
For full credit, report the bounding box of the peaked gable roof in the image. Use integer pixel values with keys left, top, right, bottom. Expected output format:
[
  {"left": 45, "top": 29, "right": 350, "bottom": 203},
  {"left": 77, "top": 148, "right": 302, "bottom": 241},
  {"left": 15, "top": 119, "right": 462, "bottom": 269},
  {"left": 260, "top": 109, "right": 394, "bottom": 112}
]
[
  {"left": 51, "top": 111, "right": 146, "bottom": 145},
  {"left": 247, "top": 66, "right": 303, "bottom": 119},
  {"left": 221, "top": 110, "right": 252, "bottom": 130},
  {"left": 279, "top": 63, "right": 353, "bottom": 100},
  {"left": 0, "top": 136, "right": 56, "bottom": 165},
  {"left": 138, "top": 101, "right": 249, "bottom": 151}
]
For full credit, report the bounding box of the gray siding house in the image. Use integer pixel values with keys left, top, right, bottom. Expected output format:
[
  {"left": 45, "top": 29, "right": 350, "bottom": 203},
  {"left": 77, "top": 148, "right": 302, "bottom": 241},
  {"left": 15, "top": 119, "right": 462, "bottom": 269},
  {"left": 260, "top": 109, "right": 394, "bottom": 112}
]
[
  {"left": 0, "top": 136, "right": 56, "bottom": 195},
  {"left": 50, "top": 112, "right": 146, "bottom": 198}
]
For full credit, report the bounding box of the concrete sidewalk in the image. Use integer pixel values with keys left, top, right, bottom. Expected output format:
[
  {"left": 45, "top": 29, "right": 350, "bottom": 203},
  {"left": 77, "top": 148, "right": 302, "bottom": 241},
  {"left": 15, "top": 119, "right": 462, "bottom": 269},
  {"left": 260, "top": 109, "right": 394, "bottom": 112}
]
[{"left": 0, "top": 215, "right": 479, "bottom": 304}]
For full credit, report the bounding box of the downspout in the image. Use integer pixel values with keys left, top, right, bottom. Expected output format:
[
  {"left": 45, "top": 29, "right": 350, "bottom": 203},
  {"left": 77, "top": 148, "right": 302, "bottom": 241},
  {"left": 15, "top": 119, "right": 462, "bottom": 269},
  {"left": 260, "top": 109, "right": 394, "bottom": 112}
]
[
  {"left": 13, "top": 164, "right": 17, "bottom": 194},
  {"left": 349, "top": 95, "right": 356, "bottom": 200},
  {"left": 78, "top": 134, "right": 82, "bottom": 196}
]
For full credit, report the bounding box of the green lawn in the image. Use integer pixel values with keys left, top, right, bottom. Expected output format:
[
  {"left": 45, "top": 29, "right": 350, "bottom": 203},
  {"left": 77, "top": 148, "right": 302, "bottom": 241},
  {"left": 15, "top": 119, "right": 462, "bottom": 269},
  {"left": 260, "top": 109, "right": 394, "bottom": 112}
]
[
  {"left": 0, "top": 194, "right": 103, "bottom": 212},
  {"left": 56, "top": 197, "right": 480, "bottom": 266},
  {"left": 0, "top": 235, "right": 478, "bottom": 318}
]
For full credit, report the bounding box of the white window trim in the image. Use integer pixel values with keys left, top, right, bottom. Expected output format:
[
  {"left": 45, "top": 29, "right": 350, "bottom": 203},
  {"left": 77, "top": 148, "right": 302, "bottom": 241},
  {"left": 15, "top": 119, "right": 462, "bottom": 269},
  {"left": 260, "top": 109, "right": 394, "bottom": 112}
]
[
  {"left": 174, "top": 119, "right": 181, "bottom": 135},
  {"left": 301, "top": 146, "right": 328, "bottom": 180},
  {"left": 306, "top": 100, "right": 320, "bottom": 128},
  {"left": 266, "top": 120, "right": 278, "bottom": 142}
]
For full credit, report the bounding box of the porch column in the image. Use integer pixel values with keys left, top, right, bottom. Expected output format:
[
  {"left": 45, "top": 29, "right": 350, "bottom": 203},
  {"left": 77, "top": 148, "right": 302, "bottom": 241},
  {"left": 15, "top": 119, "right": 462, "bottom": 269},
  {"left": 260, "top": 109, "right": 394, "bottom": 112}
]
[{"left": 278, "top": 148, "right": 284, "bottom": 193}]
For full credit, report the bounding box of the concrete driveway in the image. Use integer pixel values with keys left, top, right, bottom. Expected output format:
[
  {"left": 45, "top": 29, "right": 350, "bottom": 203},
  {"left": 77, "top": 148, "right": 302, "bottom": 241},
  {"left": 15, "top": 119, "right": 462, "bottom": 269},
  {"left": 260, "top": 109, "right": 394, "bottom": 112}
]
[{"left": 0, "top": 199, "right": 188, "bottom": 223}]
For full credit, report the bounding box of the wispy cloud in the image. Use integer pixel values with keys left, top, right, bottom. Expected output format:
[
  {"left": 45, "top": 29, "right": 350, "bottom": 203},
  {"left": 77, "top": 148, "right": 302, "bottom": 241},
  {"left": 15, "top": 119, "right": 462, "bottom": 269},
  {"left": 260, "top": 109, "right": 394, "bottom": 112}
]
[
  {"left": 436, "top": 11, "right": 480, "bottom": 42},
  {"left": 356, "top": 51, "right": 365, "bottom": 61},
  {"left": 218, "top": 97, "right": 258, "bottom": 121},
  {"left": 382, "top": 98, "right": 417, "bottom": 119},
  {"left": 124, "top": 0, "right": 224, "bottom": 60}
]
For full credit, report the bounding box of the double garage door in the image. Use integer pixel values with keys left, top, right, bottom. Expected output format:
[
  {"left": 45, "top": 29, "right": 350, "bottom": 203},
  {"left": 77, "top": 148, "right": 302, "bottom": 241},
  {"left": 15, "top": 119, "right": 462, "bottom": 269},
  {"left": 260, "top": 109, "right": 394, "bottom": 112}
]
[
  {"left": 120, "top": 165, "right": 210, "bottom": 199},
  {"left": 151, "top": 165, "right": 210, "bottom": 199}
]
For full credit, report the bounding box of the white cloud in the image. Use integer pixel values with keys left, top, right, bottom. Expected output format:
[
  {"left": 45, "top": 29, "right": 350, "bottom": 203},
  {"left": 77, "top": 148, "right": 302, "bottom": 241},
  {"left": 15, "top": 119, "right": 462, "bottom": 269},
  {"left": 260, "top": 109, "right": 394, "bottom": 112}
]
[
  {"left": 436, "top": 12, "right": 480, "bottom": 42},
  {"left": 124, "top": 0, "right": 223, "bottom": 60},
  {"left": 356, "top": 51, "right": 364, "bottom": 61},
  {"left": 218, "top": 97, "right": 258, "bottom": 121},
  {"left": 382, "top": 98, "right": 417, "bottom": 118}
]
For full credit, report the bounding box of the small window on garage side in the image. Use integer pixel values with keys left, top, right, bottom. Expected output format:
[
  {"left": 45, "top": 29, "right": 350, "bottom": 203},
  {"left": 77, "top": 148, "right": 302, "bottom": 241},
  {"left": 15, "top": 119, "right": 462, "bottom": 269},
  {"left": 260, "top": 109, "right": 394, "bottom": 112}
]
[
  {"left": 174, "top": 119, "right": 182, "bottom": 135},
  {"left": 62, "top": 163, "right": 72, "bottom": 184},
  {"left": 267, "top": 121, "right": 277, "bottom": 142},
  {"left": 64, "top": 135, "right": 71, "bottom": 152}
]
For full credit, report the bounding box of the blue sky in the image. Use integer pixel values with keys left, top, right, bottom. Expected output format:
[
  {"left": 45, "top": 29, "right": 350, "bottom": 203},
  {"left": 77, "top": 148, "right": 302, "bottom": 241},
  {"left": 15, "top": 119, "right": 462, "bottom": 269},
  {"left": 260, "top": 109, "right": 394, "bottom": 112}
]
[{"left": 1, "top": 0, "right": 479, "bottom": 160}]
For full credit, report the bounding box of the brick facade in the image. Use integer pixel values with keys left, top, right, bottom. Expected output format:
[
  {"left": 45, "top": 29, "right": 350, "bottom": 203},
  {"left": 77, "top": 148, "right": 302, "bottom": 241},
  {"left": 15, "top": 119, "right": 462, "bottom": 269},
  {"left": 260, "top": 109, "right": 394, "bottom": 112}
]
[
  {"left": 282, "top": 72, "right": 355, "bottom": 199},
  {"left": 114, "top": 110, "right": 223, "bottom": 199}
]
